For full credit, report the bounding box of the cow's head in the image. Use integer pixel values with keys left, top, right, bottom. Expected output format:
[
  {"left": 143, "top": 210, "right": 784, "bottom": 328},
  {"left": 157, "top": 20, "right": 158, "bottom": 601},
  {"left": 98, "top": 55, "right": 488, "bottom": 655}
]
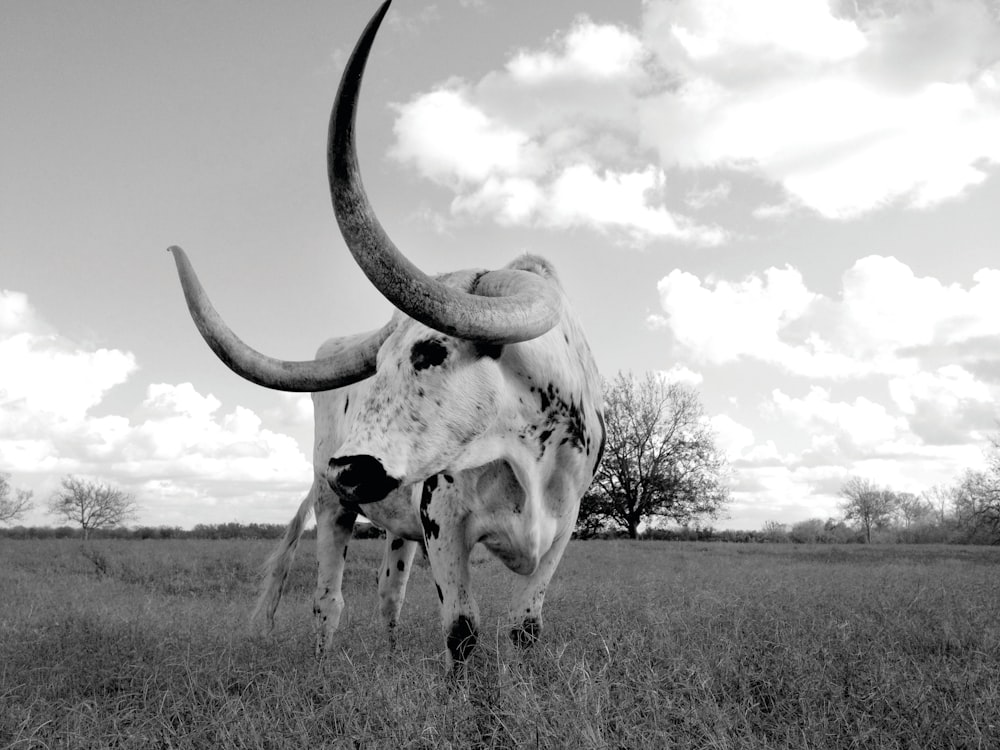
[
  {"left": 327, "top": 277, "right": 513, "bottom": 501},
  {"left": 168, "top": 0, "right": 563, "bottom": 502}
]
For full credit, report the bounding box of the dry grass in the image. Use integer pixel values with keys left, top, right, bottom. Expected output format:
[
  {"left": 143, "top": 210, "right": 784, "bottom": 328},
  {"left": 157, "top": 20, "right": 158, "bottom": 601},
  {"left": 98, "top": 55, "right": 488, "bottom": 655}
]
[{"left": 2, "top": 539, "right": 999, "bottom": 748}]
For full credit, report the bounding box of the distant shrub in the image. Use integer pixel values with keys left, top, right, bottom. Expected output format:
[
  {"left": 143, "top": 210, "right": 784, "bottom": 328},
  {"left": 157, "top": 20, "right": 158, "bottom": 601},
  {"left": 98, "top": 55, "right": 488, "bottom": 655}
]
[{"left": 789, "top": 519, "right": 826, "bottom": 544}]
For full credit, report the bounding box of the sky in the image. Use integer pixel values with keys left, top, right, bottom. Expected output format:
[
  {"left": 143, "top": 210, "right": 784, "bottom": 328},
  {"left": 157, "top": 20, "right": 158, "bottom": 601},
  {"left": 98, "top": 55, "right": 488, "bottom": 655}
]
[{"left": 3, "top": 0, "right": 1000, "bottom": 531}]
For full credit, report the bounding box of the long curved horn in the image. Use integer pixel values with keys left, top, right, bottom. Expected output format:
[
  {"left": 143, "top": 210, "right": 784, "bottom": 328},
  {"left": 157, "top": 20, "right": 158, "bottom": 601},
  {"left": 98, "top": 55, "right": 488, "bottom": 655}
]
[
  {"left": 329, "top": 1, "right": 561, "bottom": 345},
  {"left": 168, "top": 246, "right": 390, "bottom": 391}
]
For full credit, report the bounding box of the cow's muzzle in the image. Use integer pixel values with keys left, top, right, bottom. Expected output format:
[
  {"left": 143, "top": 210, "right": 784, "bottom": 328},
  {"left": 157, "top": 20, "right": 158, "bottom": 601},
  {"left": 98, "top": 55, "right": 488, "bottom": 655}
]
[{"left": 326, "top": 454, "right": 401, "bottom": 503}]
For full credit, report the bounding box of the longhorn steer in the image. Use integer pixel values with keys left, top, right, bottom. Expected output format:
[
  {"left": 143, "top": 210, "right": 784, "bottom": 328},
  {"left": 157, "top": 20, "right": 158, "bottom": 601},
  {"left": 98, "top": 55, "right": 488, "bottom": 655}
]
[{"left": 168, "top": 0, "right": 604, "bottom": 670}]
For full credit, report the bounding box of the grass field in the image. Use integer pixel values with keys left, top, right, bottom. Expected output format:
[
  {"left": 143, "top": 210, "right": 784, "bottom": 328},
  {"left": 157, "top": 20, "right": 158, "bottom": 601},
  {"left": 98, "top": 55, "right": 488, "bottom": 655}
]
[{"left": 2, "top": 539, "right": 999, "bottom": 749}]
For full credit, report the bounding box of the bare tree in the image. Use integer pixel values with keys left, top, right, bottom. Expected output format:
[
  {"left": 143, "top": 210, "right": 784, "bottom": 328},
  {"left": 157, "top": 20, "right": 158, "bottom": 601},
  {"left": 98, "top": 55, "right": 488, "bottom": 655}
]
[
  {"left": 895, "top": 491, "right": 933, "bottom": 529},
  {"left": 840, "top": 476, "right": 897, "bottom": 543},
  {"left": 789, "top": 518, "right": 826, "bottom": 544},
  {"left": 761, "top": 520, "right": 788, "bottom": 542},
  {"left": 48, "top": 476, "right": 137, "bottom": 539},
  {"left": 922, "top": 484, "right": 954, "bottom": 525},
  {"left": 579, "top": 372, "right": 729, "bottom": 539},
  {"left": 0, "top": 473, "right": 33, "bottom": 525},
  {"left": 951, "top": 468, "right": 1000, "bottom": 544}
]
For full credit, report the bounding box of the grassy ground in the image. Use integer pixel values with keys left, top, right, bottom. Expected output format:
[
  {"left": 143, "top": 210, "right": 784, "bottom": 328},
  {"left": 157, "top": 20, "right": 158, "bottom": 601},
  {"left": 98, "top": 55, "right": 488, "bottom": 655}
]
[{"left": 1, "top": 539, "right": 998, "bottom": 749}]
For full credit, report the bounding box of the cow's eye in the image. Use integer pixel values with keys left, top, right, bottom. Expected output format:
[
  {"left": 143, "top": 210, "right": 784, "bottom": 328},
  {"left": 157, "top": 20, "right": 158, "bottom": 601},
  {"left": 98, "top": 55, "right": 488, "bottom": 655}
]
[{"left": 411, "top": 339, "right": 448, "bottom": 371}]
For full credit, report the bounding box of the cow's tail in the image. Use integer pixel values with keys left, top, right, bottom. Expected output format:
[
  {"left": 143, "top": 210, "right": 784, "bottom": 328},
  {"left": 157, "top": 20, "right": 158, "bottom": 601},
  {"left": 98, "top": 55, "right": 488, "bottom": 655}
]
[{"left": 251, "top": 483, "right": 316, "bottom": 631}]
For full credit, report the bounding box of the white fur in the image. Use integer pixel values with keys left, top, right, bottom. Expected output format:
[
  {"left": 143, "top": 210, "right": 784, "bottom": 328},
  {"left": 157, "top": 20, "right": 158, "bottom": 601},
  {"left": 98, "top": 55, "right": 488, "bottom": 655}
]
[{"left": 256, "top": 258, "right": 603, "bottom": 668}]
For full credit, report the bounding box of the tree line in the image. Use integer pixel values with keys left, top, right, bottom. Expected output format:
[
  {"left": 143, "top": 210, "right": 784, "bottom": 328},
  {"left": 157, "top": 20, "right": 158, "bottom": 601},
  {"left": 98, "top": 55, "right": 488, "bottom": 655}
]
[{"left": 4, "top": 371, "right": 999, "bottom": 545}]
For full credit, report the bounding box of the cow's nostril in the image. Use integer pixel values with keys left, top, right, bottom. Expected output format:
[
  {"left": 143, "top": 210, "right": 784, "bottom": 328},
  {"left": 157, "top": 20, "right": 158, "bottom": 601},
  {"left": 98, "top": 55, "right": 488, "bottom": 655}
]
[{"left": 327, "top": 454, "right": 400, "bottom": 502}]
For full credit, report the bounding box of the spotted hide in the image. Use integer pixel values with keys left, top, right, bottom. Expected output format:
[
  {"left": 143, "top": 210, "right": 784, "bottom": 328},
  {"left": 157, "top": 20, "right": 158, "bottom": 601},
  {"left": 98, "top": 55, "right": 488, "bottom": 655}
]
[
  {"left": 254, "top": 261, "right": 603, "bottom": 669},
  {"left": 171, "top": 1, "right": 604, "bottom": 671}
]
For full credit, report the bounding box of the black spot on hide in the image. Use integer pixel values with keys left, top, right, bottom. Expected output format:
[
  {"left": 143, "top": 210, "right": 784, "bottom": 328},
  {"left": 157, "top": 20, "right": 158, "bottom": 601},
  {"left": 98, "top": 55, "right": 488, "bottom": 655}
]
[
  {"left": 343, "top": 396, "right": 349, "bottom": 414},
  {"left": 447, "top": 615, "right": 477, "bottom": 664},
  {"left": 474, "top": 341, "right": 503, "bottom": 360},
  {"left": 396, "top": 560, "right": 405, "bottom": 572},
  {"left": 334, "top": 511, "right": 356, "bottom": 532},
  {"left": 510, "top": 617, "right": 541, "bottom": 648},
  {"left": 419, "top": 477, "right": 441, "bottom": 540},
  {"left": 411, "top": 338, "right": 448, "bottom": 371},
  {"left": 435, "top": 583, "right": 443, "bottom": 602},
  {"left": 390, "top": 537, "right": 405, "bottom": 551},
  {"left": 595, "top": 410, "right": 607, "bottom": 468},
  {"left": 527, "top": 381, "right": 590, "bottom": 457},
  {"left": 339, "top": 497, "right": 362, "bottom": 516}
]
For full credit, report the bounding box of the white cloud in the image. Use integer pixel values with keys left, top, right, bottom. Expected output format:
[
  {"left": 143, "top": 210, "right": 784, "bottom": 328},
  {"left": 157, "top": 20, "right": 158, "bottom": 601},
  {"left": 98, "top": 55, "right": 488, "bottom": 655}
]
[
  {"left": 639, "top": 0, "right": 1000, "bottom": 218},
  {"left": 722, "top": 396, "right": 990, "bottom": 530},
  {"left": 888, "top": 365, "right": 995, "bottom": 445},
  {"left": 391, "top": 89, "right": 539, "bottom": 187},
  {"left": 710, "top": 413, "right": 754, "bottom": 461},
  {"left": 838, "top": 257, "right": 1000, "bottom": 355},
  {"left": 0, "top": 291, "right": 311, "bottom": 527},
  {"left": 653, "top": 264, "right": 849, "bottom": 375},
  {"left": 0, "top": 292, "right": 137, "bottom": 423},
  {"left": 658, "top": 363, "right": 703, "bottom": 387},
  {"left": 725, "top": 463, "right": 846, "bottom": 526},
  {"left": 0, "top": 290, "right": 47, "bottom": 335},
  {"left": 660, "top": 256, "right": 1000, "bottom": 530},
  {"left": 655, "top": 255, "right": 1000, "bottom": 378},
  {"left": 664, "top": 0, "right": 866, "bottom": 64},
  {"left": 507, "top": 20, "right": 645, "bottom": 82},
  {"left": 393, "top": 0, "right": 1000, "bottom": 231},
  {"left": 890, "top": 365, "right": 992, "bottom": 415},
  {"left": 770, "top": 386, "right": 910, "bottom": 453},
  {"left": 390, "top": 18, "right": 724, "bottom": 245}
]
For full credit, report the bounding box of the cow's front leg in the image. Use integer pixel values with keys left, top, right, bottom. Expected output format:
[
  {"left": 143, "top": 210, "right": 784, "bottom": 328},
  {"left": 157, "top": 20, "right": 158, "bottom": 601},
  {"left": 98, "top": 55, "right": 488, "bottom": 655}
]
[
  {"left": 508, "top": 525, "right": 574, "bottom": 648},
  {"left": 420, "top": 475, "right": 477, "bottom": 672},
  {"left": 313, "top": 493, "right": 356, "bottom": 656},
  {"left": 377, "top": 533, "right": 418, "bottom": 645}
]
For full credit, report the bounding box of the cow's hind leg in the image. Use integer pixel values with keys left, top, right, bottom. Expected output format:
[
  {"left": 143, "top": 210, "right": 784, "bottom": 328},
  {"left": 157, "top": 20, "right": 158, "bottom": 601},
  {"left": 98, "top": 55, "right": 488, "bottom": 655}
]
[
  {"left": 420, "top": 475, "right": 478, "bottom": 672},
  {"left": 313, "top": 491, "right": 357, "bottom": 656},
  {"left": 508, "top": 526, "right": 574, "bottom": 648},
  {"left": 377, "top": 533, "right": 418, "bottom": 644}
]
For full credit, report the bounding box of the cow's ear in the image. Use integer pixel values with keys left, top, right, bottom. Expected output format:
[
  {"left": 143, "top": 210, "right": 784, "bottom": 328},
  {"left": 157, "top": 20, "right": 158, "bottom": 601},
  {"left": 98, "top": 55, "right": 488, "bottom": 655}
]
[{"left": 474, "top": 342, "right": 504, "bottom": 360}]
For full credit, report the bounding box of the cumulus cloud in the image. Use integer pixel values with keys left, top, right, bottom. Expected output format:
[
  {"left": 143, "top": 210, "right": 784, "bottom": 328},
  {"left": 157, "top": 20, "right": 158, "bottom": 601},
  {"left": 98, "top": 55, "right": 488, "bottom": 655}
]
[
  {"left": 390, "top": 17, "right": 724, "bottom": 245},
  {"left": 654, "top": 255, "right": 1000, "bottom": 379},
  {"left": 650, "top": 256, "right": 1000, "bottom": 529},
  {"left": 657, "top": 363, "right": 704, "bottom": 387},
  {"left": 770, "top": 386, "right": 912, "bottom": 454},
  {"left": 725, "top": 387, "right": 991, "bottom": 529},
  {"left": 709, "top": 413, "right": 755, "bottom": 461},
  {"left": 0, "top": 291, "right": 310, "bottom": 526},
  {"left": 0, "top": 291, "right": 137, "bottom": 425},
  {"left": 650, "top": 264, "right": 852, "bottom": 376},
  {"left": 640, "top": 0, "right": 1000, "bottom": 217},
  {"left": 392, "top": 0, "right": 1000, "bottom": 233},
  {"left": 888, "top": 365, "right": 996, "bottom": 445}
]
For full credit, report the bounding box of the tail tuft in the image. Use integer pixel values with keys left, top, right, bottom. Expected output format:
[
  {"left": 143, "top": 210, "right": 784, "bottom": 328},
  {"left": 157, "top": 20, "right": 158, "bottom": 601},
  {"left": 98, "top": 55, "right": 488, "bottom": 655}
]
[{"left": 251, "top": 486, "right": 316, "bottom": 629}]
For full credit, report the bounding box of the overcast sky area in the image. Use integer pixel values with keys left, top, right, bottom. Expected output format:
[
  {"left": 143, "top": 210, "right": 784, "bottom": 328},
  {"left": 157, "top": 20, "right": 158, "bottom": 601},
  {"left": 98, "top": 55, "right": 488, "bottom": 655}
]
[{"left": 3, "top": 0, "right": 1000, "bottom": 531}]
